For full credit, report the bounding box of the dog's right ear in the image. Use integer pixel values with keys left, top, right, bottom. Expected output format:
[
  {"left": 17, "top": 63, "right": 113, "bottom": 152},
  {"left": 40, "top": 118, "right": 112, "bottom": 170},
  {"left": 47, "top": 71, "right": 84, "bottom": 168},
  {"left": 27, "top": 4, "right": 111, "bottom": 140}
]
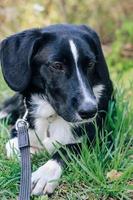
[{"left": 0, "top": 29, "right": 43, "bottom": 92}]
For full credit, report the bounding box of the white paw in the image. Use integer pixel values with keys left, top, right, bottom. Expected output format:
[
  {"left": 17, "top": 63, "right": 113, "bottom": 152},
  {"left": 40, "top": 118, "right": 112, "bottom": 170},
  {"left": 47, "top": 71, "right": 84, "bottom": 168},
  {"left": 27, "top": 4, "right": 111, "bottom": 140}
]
[
  {"left": 31, "top": 160, "right": 62, "bottom": 196},
  {"left": 6, "top": 137, "right": 20, "bottom": 158}
]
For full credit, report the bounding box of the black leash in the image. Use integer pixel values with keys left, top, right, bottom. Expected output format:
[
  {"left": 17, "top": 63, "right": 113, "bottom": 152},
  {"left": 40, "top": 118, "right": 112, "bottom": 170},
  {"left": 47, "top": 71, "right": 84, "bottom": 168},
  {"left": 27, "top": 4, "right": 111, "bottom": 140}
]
[{"left": 15, "top": 99, "right": 31, "bottom": 200}]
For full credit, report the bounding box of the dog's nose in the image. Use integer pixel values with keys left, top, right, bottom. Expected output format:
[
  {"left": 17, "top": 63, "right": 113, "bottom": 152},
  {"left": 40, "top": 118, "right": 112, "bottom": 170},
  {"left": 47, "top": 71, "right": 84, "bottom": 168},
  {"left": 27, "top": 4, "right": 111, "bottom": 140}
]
[{"left": 78, "top": 103, "right": 97, "bottom": 120}]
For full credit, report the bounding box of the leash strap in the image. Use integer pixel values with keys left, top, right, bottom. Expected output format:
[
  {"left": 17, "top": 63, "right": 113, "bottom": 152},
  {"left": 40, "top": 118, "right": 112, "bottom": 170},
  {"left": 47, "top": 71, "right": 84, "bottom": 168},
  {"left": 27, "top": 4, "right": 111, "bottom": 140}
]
[{"left": 16, "top": 119, "right": 31, "bottom": 200}]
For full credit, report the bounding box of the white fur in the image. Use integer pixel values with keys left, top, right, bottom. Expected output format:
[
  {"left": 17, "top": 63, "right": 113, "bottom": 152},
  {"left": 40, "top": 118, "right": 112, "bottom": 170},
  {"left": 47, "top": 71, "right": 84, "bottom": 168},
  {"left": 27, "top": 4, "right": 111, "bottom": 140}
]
[
  {"left": 93, "top": 84, "right": 104, "bottom": 102},
  {"left": 29, "top": 95, "right": 78, "bottom": 154},
  {"left": 6, "top": 137, "right": 19, "bottom": 158},
  {"left": 43, "top": 116, "right": 78, "bottom": 153},
  {"left": 42, "top": 137, "right": 56, "bottom": 153},
  {"left": 31, "top": 159, "right": 62, "bottom": 195},
  {"left": 69, "top": 40, "right": 95, "bottom": 105},
  {"left": 0, "top": 111, "right": 8, "bottom": 119},
  {"left": 48, "top": 117, "right": 76, "bottom": 144},
  {"left": 30, "top": 94, "right": 55, "bottom": 118},
  {"left": 33, "top": 116, "right": 77, "bottom": 154}
]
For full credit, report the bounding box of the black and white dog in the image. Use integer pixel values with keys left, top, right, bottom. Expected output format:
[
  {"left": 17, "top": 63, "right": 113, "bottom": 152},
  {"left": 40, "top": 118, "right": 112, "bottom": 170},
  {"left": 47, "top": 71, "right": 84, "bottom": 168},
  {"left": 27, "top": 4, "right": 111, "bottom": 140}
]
[{"left": 0, "top": 24, "right": 113, "bottom": 196}]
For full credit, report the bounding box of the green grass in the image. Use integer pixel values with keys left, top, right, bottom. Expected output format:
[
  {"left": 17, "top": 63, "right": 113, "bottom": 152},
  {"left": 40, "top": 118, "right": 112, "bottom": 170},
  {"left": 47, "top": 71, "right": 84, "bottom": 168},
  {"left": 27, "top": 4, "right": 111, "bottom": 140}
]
[{"left": 0, "top": 84, "right": 133, "bottom": 200}]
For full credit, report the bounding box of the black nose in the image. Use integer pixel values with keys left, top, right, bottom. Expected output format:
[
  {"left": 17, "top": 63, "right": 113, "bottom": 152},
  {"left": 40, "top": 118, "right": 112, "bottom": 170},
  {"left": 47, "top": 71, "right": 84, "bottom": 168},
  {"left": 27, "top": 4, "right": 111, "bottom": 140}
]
[{"left": 78, "top": 103, "right": 97, "bottom": 120}]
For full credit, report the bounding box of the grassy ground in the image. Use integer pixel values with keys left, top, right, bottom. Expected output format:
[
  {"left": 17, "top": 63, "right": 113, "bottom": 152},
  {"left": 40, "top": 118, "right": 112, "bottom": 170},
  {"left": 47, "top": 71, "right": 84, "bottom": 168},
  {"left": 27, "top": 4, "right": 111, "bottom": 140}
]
[{"left": 0, "top": 83, "right": 133, "bottom": 200}]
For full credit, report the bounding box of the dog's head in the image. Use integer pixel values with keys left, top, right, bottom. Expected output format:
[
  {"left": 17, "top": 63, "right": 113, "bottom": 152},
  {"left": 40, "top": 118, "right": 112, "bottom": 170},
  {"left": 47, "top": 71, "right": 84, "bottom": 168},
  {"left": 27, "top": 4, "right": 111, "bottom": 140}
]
[{"left": 0, "top": 24, "right": 111, "bottom": 122}]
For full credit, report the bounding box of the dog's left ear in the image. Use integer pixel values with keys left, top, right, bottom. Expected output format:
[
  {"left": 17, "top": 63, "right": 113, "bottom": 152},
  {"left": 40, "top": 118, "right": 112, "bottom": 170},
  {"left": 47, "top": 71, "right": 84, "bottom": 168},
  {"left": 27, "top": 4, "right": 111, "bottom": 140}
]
[
  {"left": 80, "top": 25, "right": 111, "bottom": 84},
  {"left": 0, "top": 29, "right": 43, "bottom": 92}
]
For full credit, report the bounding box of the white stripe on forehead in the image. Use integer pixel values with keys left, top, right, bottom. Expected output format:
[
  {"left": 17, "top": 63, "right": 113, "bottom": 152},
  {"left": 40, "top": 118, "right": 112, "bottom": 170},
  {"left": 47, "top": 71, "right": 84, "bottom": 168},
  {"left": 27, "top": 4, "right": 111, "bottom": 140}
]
[
  {"left": 69, "top": 40, "right": 78, "bottom": 65},
  {"left": 69, "top": 40, "right": 95, "bottom": 104}
]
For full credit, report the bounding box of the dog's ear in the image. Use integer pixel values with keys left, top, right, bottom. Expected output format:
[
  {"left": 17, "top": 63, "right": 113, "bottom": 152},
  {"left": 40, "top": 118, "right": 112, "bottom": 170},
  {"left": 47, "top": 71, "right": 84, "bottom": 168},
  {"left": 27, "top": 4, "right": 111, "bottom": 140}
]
[
  {"left": 0, "top": 29, "right": 43, "bottom": 92},
  {"left": 80, "top": 25, "right": 111, "bottom": 84}
]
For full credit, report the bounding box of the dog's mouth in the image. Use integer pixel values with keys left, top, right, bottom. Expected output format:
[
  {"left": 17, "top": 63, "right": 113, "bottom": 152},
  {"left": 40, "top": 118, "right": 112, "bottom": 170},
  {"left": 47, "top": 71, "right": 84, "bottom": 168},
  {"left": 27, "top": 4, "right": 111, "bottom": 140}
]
[{"left": 69, "top": 112, "right": 98, "bottom": 125}]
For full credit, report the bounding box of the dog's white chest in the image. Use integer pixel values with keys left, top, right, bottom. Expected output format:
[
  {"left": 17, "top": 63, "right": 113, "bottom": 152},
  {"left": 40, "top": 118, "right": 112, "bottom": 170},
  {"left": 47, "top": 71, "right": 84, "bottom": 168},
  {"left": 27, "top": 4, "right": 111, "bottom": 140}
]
[{"left": 28, "top": 94, "right": 77, "bottom": 153}]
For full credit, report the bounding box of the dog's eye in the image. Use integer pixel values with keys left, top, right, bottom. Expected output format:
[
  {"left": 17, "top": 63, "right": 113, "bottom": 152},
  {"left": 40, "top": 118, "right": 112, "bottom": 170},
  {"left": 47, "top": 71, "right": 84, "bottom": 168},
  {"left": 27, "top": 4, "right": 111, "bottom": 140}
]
[{"left": 50, "top": 62, "right": 65, "bottom": 71}]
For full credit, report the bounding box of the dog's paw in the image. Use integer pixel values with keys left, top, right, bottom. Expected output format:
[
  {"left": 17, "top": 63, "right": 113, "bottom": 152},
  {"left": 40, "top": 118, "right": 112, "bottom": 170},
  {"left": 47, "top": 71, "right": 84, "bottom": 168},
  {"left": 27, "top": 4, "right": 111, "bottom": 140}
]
[
  {"left": 6, "top": 137, "right": 20, "bottom": 158},
  {"left": 31, "top": 159, "right": 62, "bottom": 196}
]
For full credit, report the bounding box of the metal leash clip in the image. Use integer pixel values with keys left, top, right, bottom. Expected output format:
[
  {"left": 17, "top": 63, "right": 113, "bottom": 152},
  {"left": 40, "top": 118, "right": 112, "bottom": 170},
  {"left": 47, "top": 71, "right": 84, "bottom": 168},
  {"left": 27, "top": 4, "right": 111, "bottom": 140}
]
[
  {"left": 15, "top": 118, "right": 29, "bottom": 130},
  {"left": 15, "top": 119, "right": 30, "bottom": 149}
]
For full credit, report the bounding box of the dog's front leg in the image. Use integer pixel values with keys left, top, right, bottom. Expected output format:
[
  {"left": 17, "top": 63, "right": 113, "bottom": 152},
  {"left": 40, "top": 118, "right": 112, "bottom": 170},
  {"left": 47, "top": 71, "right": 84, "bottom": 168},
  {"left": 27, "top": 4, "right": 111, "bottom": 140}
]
[
  {"left": 31, "top": 143, "right": 82, "bottom": 196},
  {"left": 6, "top": 127, "right": 43, "bottom": 158}
]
